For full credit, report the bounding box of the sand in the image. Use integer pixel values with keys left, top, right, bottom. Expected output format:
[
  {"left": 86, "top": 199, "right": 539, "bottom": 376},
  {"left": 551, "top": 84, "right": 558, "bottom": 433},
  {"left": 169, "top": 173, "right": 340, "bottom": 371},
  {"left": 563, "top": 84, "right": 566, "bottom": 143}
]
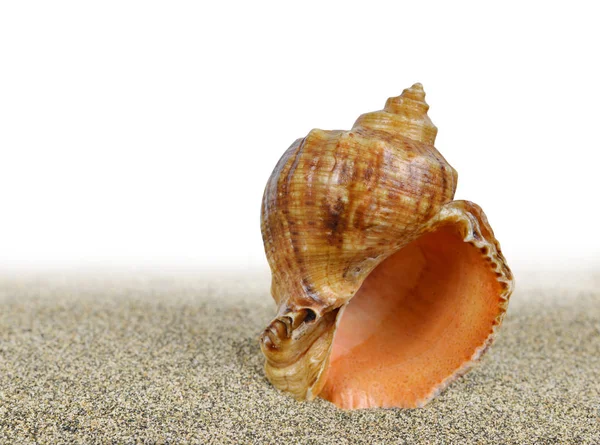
[{"left": 0, "top": 270, "right": 599, "bottom": 444}]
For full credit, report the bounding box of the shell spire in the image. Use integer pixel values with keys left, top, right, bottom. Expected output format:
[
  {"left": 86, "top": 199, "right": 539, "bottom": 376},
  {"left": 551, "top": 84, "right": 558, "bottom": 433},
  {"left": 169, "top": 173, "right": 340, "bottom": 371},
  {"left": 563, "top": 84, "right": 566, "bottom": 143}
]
[
  {"left": 353, "top": 82, "right": 438, "bottom": 145},
  {"left": 384, "top": 83, "right": 429, "bottom": 114}
]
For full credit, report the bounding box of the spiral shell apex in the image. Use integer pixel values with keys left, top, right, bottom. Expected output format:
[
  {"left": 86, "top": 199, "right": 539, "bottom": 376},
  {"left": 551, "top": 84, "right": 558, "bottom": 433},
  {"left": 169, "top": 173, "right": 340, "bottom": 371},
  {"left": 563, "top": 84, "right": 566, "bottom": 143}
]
[{"left": 259, "top": 84, "right": 514, "bottom": 409}]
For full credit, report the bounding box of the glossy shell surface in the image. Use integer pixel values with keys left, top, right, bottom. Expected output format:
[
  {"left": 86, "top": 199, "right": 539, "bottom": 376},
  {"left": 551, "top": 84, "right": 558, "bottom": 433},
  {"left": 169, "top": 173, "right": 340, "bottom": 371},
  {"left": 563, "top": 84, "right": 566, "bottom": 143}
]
[{"left": 260, "top": 84, "right": 514, "bottom": 409}]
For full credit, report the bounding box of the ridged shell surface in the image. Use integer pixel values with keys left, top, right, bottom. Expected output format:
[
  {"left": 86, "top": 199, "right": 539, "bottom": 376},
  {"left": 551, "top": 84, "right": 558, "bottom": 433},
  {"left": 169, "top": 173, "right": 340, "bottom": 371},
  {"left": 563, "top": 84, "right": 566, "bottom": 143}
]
[{"left": 259, "top": 84, "right": 514, "bottom": 408}]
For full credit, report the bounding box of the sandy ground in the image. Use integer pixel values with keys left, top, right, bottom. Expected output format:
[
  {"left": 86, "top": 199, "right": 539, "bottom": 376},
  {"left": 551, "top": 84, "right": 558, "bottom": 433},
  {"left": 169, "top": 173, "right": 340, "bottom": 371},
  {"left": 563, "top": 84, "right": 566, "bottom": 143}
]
[{"left": 0, "top": 270, "right": 599, "bottom": 444}]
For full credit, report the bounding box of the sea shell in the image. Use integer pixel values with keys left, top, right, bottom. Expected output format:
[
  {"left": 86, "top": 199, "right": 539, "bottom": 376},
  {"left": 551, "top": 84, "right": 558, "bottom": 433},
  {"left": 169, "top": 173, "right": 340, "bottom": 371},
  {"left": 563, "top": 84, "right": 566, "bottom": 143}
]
[{"left": 259, "top": 83, "right": 514, "bottom": 409}]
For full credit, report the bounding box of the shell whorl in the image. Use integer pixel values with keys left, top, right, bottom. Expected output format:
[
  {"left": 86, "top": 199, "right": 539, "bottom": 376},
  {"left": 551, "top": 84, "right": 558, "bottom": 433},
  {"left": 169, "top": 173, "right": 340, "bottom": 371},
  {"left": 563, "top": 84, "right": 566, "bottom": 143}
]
[
  {"left": 261, "top": 83, "right": 456, "bottom": 311},
  {"left": 353, "top": 83, "right": 438, "bottom": 145}
]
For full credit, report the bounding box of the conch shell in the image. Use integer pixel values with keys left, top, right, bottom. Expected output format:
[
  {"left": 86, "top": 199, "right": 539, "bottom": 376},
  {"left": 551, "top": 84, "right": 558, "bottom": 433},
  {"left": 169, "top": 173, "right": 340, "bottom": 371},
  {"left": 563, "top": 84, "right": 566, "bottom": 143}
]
[{"left": 259, "top": 83, "right": 514, "bottom": 409}]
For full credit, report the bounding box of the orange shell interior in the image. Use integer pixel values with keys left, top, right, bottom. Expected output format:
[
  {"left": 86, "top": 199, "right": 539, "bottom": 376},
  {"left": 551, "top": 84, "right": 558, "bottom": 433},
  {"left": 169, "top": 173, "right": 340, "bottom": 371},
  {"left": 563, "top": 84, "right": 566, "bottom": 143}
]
[{"left": 321, "top": 225, "right": 503, "bottom": 409}]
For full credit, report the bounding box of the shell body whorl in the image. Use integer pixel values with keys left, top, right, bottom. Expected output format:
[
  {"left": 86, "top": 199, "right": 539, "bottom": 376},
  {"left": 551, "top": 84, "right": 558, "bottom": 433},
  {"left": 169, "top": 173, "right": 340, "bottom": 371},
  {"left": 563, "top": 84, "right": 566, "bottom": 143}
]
[{"left": 260, "top": 84, "right": 513, "bottom": 409}]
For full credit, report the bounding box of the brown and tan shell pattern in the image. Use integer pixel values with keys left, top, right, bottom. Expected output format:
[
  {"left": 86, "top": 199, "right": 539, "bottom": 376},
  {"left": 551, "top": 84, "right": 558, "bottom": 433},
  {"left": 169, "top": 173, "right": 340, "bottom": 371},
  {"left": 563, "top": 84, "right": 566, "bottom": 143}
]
[{"left": 259, "top": 84, "right": 514, "bottom": 409}]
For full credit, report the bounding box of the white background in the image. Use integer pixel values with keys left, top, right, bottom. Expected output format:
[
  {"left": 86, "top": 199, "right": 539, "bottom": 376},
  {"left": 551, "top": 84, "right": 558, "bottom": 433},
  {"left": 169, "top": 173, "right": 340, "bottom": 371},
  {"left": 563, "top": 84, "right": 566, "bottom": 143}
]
[{"left": 1, "top": 1, "right": 598, "bottom": 273}]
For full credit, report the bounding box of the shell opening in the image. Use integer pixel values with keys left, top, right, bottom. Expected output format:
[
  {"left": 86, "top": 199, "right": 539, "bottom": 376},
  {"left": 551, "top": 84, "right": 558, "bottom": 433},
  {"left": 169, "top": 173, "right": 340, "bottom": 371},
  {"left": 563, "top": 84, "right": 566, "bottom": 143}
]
[{"left": 321, "top": 223, "right": 505, "bottom": 409}]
